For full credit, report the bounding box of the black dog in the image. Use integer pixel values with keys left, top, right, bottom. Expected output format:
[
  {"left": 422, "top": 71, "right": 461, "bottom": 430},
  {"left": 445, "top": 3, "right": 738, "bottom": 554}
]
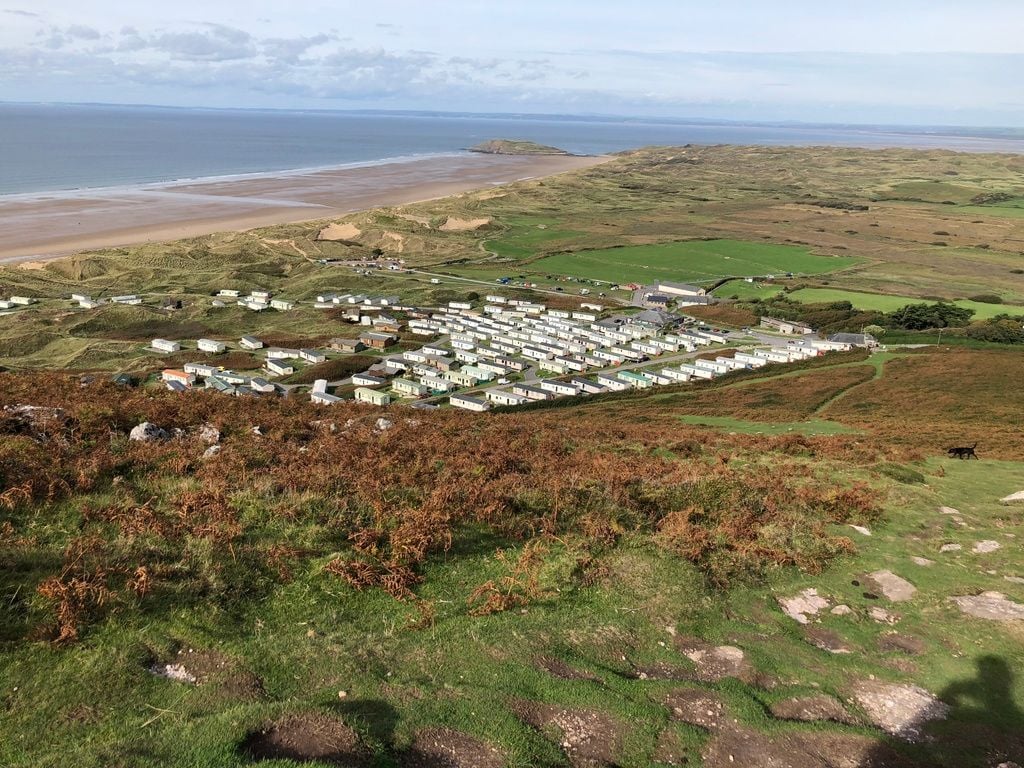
[{"left": 947, "top": 443, "right": 979, "bottom": 460}]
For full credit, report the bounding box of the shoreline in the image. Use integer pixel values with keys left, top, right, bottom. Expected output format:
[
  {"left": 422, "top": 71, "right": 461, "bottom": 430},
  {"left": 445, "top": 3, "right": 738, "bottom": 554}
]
[{"left": 0, "top": 153, "right": 607, "bottom": 265}]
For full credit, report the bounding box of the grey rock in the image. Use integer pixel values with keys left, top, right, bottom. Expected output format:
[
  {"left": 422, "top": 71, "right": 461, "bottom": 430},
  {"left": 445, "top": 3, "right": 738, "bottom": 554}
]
[{"left": 129, "top": 421, "right": 168, "bottom": 442}]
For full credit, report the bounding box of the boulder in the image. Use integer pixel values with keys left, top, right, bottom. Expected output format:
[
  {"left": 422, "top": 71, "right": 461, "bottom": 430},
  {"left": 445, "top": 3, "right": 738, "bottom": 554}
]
[
  {"left": 865, "top": 570, "right": 917, "bottom": 602},
  {"left": 852, "top": 680, "right": 949, "bottom": 742},
  {"left": 198, "top": 423, "right": 221, "bottom": 445},
  {"left": 129, "top": 422, "right": 169, "bottom": 442},
  {"left": 948, "top": 592, "right": 1024, "bottom": 622}
]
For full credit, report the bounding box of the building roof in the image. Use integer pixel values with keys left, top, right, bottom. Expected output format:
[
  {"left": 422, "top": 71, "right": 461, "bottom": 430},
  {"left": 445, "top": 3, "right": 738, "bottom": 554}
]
[{"left": 828, "top": 332, "right": 876, "bottom": 345}]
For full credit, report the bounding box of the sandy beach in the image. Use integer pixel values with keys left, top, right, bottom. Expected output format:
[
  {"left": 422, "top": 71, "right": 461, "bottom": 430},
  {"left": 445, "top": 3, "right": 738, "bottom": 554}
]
[{"left": 0, "top": 153, "right": 606, "bottom": 265}]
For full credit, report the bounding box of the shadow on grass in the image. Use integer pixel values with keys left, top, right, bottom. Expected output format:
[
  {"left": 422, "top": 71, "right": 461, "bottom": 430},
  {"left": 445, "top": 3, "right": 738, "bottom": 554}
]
[{"left": 865, "top": 655, "right": 1024, "bottom": 767}]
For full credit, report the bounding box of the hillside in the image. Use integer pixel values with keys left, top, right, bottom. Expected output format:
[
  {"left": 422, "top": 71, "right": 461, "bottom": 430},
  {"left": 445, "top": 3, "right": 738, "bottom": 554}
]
[
  {"left": 1, "top": 145, "right": 1024, "bottom": 767},
  {"left": 2, "top": 343, "right": 1024, "bottom": 767}
]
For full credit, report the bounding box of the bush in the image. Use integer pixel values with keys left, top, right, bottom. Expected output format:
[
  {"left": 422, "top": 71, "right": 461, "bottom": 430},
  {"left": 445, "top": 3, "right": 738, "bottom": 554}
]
[
  {"left": 968, "top": 294, "right": 1002, "bottom": 304},
  {"left": 886, "top": 302, "right": 975, "bottom": 330},
  {"left": 964, "top": 319, "right": 1024, "bottom": 344}
]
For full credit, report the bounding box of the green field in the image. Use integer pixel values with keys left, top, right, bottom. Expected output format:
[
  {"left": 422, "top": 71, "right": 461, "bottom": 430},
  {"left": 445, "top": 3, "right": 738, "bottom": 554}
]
[
  {"left": 788, "top": 288, "right": 1019, "bottom": 320},
  {"left": 530, "top": 240, "right": 860, "bottom": 285},
  {"left": 485, "top": 216, "right": 584, "bottom": 258},
  {"left": 712, "top": 279, "right": 785, "bottom": 300}
]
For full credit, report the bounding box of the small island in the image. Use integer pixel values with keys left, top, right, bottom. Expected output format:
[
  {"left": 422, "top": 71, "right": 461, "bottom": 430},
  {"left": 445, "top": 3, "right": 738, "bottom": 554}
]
[{"left": 468, "top": 138, "right": 574, "bottom": 156}]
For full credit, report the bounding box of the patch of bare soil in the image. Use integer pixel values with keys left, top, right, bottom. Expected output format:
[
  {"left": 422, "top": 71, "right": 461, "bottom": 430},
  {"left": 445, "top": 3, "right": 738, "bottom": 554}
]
[
  {"left": 666, "top": 687, "right": 898, "bottom": 767},
  {"left": 877, "top": 633, "right": 926, "bottom": 655},
  {"left": 240, "top": 713, "right": 369, "bottom": 766},
  {"left": 535, "top": 655, "right": 603, "bottom": 683},
  {"left": 803, "top": 627, "right": 854, "bottom": 654},
  {"left": 514, "top": 700, "right": 624, "bottom": 768},
  {"left": 770, "top": 695, "right": 859, "bottom": 725},
  {"left": 628, "top": 660, "right": 694, "bottom": 681},
  {"left": 148, "top": 647, "right": 264, "bottom": 701},
  {"left": 664, "top": 687, "right": 727, "bottom": 730},
  {"left": 673, "top": 636, "right": 754, "bottom": 682},
  {"left": 401, "top": 727, "right": 504, "bottom": 768}
]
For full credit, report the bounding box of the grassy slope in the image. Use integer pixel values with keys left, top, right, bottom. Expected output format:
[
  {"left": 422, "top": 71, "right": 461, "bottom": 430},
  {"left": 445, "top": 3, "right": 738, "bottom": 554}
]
[{"left": 2, "top": 349, "right": 1023, "bottom": 767}]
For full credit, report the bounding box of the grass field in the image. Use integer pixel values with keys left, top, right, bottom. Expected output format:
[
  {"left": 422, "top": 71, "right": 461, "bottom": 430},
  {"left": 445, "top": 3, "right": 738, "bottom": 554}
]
[
  {"left": 711, "top": 279, "right": 785, "bottom": 300},
  {"left": 788, "top": 288, "right": 1018, "bottom": 319},
  {"left": 529, "top": 240, "right": 860, "bottom": 285}
]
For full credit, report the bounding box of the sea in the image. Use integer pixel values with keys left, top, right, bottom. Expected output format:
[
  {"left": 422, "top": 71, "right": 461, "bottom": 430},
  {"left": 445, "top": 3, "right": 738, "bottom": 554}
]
[{"left": 2, "top": 103, "right": 1023, "bottom": 197}]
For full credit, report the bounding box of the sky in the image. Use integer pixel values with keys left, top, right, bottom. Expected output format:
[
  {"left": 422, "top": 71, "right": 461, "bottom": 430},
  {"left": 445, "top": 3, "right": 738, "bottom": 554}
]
[{"left": 2, "top": 0, "right": 1023, "bottom": 126}]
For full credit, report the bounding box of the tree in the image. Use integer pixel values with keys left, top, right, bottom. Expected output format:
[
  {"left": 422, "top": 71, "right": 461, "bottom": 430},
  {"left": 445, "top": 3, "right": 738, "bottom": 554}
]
[
  {"left": 863, "top": 324, "right": 886, "bottom": 337},
  {"left": 887, "top": 303, "right": 975, "bottom": 330}
]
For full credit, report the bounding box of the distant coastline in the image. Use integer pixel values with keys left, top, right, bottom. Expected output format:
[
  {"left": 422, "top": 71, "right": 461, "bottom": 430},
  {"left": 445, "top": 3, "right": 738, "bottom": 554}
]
[
  {"left": 0, "top": 152, "right": 606, "bottom": 265},
  {"left": 3, "top": 104, "right": 1024, "bottom": 198}
]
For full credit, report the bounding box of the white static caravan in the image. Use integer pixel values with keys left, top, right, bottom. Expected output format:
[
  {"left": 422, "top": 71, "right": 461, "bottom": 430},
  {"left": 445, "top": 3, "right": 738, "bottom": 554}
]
[
  {"left": 355, "top": 387, "right": 391, "bottom": 407},
  {"left": 485, "top": 389, "right": 530, "bottom": 407},
  {"left": 265, "top": 359, "right": 294, "bottom": 377},
  {"left": 460, "top": 365, "right": 495, "bottom": 382},
  {"left": 197, "top": 338, "right": 226, "bottom": 354},
  {"left": 485, "top": 295, "right": 507, "bottom": 304},
  {"left": 673, "top": 332, "right": 710, "bottom": 347},
  {"left": 311, "top": 391, "right": 342, "bottom": 405},
  {"left": 420, "top": 374, "right": 455, "bottom": 393},
  {"left": 444, "top": 370, "right": 479, "bottom": 388},
  {"left": 539, "top": 379, "right": 581, "bottom": 397},
  {"left": 448, "top": 301, "right": 473, "bottom": 311},
  {"left": 570, "top": 377, "right": 607, "bottom": 394},
  {"left": 717, "top": 356, "right": 749, "bottom": 371},
  {"left": 511, "top": 383, "right": 551, "bottom": 401},
  {"left": 753, "top": 349, "right": 791, "bottom": 364},
  {"left": 610, "top": 346, "right": 645, "bottom": 362},
  {"left": 240, "top": 335, "right": 264, "bottom": 350},
  {"left": 810, "top": 339, "right": 850, "bottom": 352},
  {"left": 593, "top": 349, "right": 625, "bottom": 365},
  {"left": 352, "top": 373, "right": 387, "bottom": 387},
  {"left": 391, "top": 378, "right": 429, "bottom": 397},
  {"left": 596, "top": 373, "right": 630, "bottom": 391},
  {"left": 694, "top": 359, "right": 729, "bottom": 375},
  {"left": 571, "top": 312, "right": 597, "bottom": 322},
  {"left": 300, "top": 349, "right": 327, "bottom": 364},
  {"left": 265, "top": 347, "right": 300, "bottom": 361},
  {"left": 449, "top": 394, "right": 491, "bottom": 412},
  {"left": 454, "top": 350, "right": 480, "bottom": 365},
  {"left": 661, "top": 368, "right": 692, "bottom": 382},
  {"left": 541, "top": 359, "right": 571, "bottom": 375},
  {"left": 553, "top": 356, "right": 587, "bottom": 372},
  {"left": 151, "top": 338, "right": 180, "bottom": 354},
  {"left": 649, "top": 338, "right": 680, "bottom": 353},
  {"left": 521, "top": 346, "right": 553, "bottom": 362},
  {"left": 733, "top": 352, "right": 769, "bottom": 368},
  {"left": 477, "top": 360, "right": 512, "bottom": 377},
  {"left": 631, "top": 341, "right": 662, "bottom": 356},
  {"left": 696, "top": 329, "right": 730, "bottom": 344},
  {"left": 184, "top": 362, "right": 218, "bottom": 378},
  {"left": 679, "top": 364, "right": 715, "bottom": 380}
]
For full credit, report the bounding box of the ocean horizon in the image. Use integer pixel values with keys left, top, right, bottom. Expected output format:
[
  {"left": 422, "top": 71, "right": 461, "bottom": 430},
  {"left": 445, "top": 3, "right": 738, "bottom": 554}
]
[{"left": 3, "top": 102, "right": 1024, "bottom": 197}]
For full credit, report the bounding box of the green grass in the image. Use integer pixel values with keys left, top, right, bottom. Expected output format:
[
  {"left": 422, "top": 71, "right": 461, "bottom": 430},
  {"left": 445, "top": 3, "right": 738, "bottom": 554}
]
[
  {"left": 485, "top": 216, "right": 584, "bottom": 259},
  {"left": 531, "top": 240, "right": 860, "bottom": 285},
  {"left": 677, "top": 414, "right": 858, "bottom": 435},
  {"left": 712, "top": 279, "right": 785, "bottom": 300},
  {"left": 788, "top": 288, "right": 1018, "bottom": 320}
]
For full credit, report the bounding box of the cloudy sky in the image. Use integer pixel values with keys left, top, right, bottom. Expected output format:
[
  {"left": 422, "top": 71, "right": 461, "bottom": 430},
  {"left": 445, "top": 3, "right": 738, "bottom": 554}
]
[{"left": 2, "top": 0, "right": 1023, "bottom": 125}]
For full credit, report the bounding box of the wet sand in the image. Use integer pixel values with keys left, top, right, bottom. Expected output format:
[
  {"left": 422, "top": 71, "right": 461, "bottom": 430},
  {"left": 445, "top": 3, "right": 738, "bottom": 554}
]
[{"left": 0, "top": 153, "right": 606, "bottom": 264}]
